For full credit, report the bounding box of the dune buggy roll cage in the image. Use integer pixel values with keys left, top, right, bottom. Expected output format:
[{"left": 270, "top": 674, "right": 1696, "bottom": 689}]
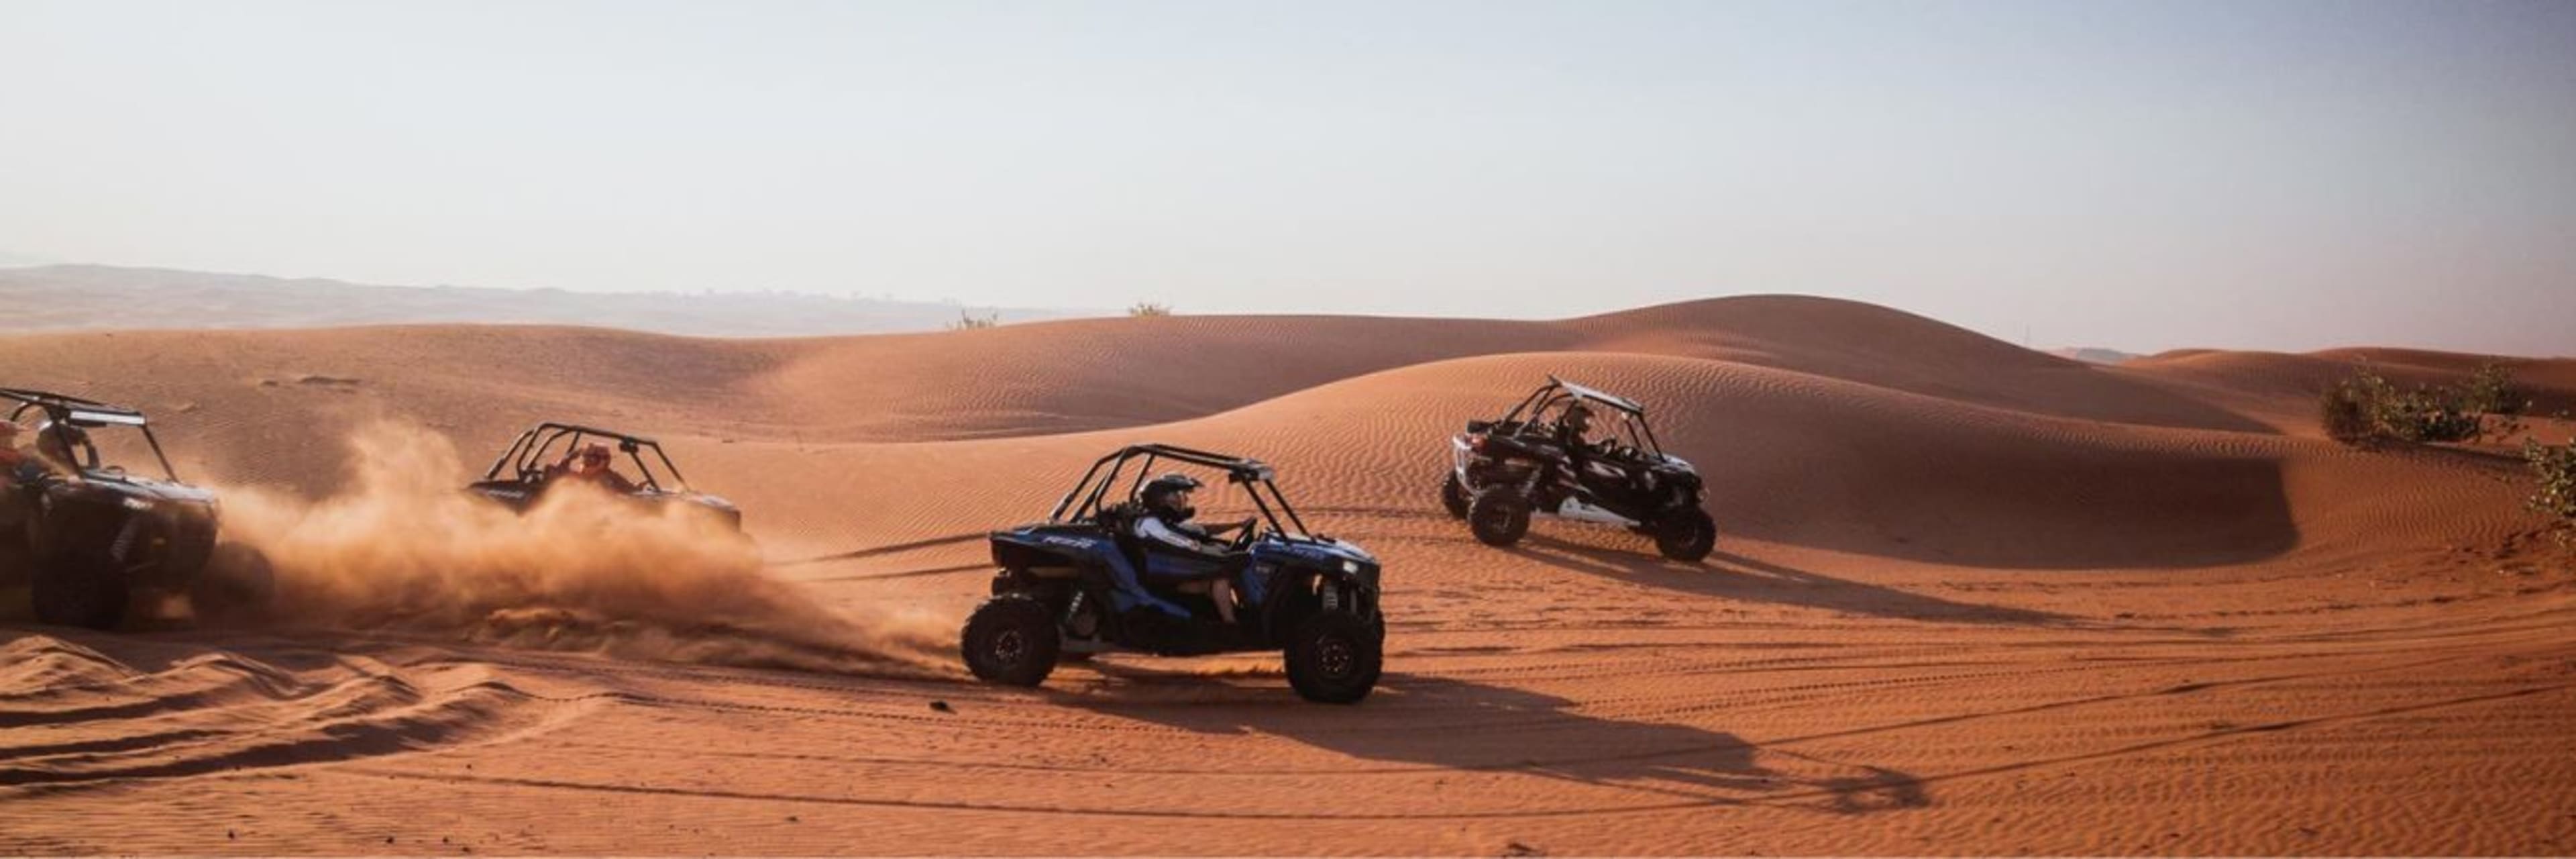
[
  {"left": 1, "top": 387, "right": 180, "bottom": 480},
  {"left": 1048, "top": 442, "right": 1311, "bottom": 538},
  {"left": 1494, "top": 376, "right": 1667, "bottom": 456},
  {"left": 482, "top": 422, "right": 690, "bottom": 493}
]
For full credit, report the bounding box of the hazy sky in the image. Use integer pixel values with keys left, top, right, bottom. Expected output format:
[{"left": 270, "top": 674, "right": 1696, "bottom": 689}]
[{"left": 3, "top": 1, "right": 2570, "bottom": 354}]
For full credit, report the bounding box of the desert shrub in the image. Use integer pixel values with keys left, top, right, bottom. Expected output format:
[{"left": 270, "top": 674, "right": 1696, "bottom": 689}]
[
  {"left": 2321, "top": 364, "right": 2517, "bottom": 446},
  {"left": 2529, "top": 438, "right": 2576, "bottom": 542},
  {"left": 2383, "top": 386, "right": 2485, "bottom": 444},
  {"left": 947, "top": 311, "right": 999, "bottom": 331},
  {"left": 1127, "top": 302, "right": 1172, "bottom": 317},
  {"left": 2461, "top": 361, "right": 2528, "bottom": 415},
  {"left": 2320, "top": 372, "right": 2388, "bottom": 444}
]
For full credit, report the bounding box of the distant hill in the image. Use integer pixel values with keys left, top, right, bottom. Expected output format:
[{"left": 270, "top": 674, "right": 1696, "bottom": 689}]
[
  {"left": 0, "top": 264, "right": 1090, "bottom": 337},
  {"left": 2049, "top": 346, "right": 2141, "bottom": 365}
]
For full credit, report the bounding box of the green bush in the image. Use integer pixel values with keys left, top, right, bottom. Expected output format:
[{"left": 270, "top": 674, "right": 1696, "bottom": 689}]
[
  {"left": 2529, "top": 437, "right": 2576, "bottom": 542},
  {"left": 2320, "top": 364, "right": 2515, "bottom": 446},
  {"left": 2462, "top": 362, "right": 2529, "bottom": 415},
  {"left": 2385, "top": 386, "right": 2485, "bottom": 444},
  {"left": 2320, "top": 372, "right": 2390, "bottom": 444}
]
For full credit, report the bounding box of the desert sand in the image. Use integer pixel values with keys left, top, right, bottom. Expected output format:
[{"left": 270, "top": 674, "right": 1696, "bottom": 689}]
[{"left": 3, "top": 295, "right": 2573, "bottom": 855}]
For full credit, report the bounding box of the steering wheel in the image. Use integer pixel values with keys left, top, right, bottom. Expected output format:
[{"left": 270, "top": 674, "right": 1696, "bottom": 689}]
[{"left": 1229, "top": 519, "right": 1260, "bottom": 551}]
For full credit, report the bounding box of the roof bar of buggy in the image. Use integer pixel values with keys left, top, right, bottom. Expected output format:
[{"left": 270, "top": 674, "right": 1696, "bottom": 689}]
[
  {"left": 1, "top": 387, "right": 144, "bottom": 421},
  {"left": 482, "top": 421, "right": 691, "bottom": 492},
  {"left": 1053, "top": 442, "right": 1274, "bottom": 521},
  {"left": 1497, "top": 376, "right": 1664, "bottom": 455},
  {"left": 1049, "top": 443, "right": 1307, "bottom": 536},
  {"left": 0, "top": 387, "right": 181, "bottom": 480},
  {"left": 1502, "top": 375, "right": 1644, "bottom": 417},
  {"left": 1551, "top": 378, "right": 1646, "bottom": 415}
]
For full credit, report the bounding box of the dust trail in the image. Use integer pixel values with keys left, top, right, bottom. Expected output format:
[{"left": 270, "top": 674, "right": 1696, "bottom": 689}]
[{"left": 218, "top": 422, "right": 956, "bottom": 678}]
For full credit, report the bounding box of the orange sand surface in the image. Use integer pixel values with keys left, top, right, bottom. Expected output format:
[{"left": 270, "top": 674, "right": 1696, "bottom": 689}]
[{"left": 5, "top": 297, "right": 2572, "bottom": 855}]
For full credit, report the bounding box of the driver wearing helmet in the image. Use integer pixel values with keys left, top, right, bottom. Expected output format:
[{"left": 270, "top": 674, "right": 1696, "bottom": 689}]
[
  {"left": 557, "top": 442, "right": 639, "bottom": 494},
  {"left": 1558, "top": 401, "right": 1608, "bottom": 460},
  {"left": 29, "top": 420, "right": 88, "bottom": 474},
  {"left": 1132, "top": 472, "right": 1255, "bottom": 625},
  {"left": 1556, "top": 401, "right": 1621, "bottom": 494}
]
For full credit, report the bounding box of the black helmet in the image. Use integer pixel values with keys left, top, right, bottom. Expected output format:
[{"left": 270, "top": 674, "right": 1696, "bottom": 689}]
[{"left": 1141, "top": 472, "right": 1203, "bottom": 521}]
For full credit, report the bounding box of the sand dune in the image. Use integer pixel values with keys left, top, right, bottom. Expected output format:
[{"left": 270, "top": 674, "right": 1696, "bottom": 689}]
[
  {"left": 5, "top": 297, "right": 2573, "bottom": 855},
  {"left": 2127, "top": 350, "right": 2576, "bottom": 436}
]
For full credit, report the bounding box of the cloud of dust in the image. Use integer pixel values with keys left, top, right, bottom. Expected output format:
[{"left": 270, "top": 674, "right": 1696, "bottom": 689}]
[{"left": 218, "top": 421, "right": 955, "bottom": 678}]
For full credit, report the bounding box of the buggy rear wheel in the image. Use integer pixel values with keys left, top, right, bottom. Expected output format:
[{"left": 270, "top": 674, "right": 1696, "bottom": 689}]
[
  {"left": 1284, "top": 611, "right": 1381, "bottom": 704},
  {"left": 1439, "top": 472, "right": 1470, "bottom": 519},
  {"left": 1466, "top": 487, "right": 1530, "bottom": 547},
  {"left": 1654, "top": 508, "right": 1717, "bottom": 562},
  {"left": 33, "top": 550, "right": 128, "bottom": 630},
  {"left": 191, "top": 542, "right": 277, "bottom": 624},
  {"left": 961, "top": 594, "right": 1060, "bottom": 687}
]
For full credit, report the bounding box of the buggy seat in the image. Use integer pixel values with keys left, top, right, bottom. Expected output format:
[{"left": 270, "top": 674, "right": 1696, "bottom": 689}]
[
  {"left": 1092, "top": 500, "right": 1235, "bottom": 612},
  {"left": 1091, "top": 501, "right": 1154, "bottom": 577}
]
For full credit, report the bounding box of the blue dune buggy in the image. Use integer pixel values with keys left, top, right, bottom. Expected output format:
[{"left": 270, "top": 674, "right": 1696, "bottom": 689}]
[{"left": 965, "top": 444, "right": 1386, "bottom": 703}]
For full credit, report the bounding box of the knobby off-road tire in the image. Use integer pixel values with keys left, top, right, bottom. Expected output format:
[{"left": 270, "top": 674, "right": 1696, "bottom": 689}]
[
  {"left": 989, "top": 569, "right": 1095, "bottom": 662},
  {"left": 1439, "top": 472, "right": 1470, "bottom": 519},
  {"left": 191, "top": 542, "right": 278, "bottom": 625},
  {"left": 961, "top": 594, "right": 1061, "bottom": 687},
  {"left": 1284, "top": 611, "right": 1381, "bottom": 704},
  {"left": 1466, "top": 487, "right": 1531, "bottom": 547},
  {"left": 1654, "top": 507, "right": 1718, "bottom": 562}
]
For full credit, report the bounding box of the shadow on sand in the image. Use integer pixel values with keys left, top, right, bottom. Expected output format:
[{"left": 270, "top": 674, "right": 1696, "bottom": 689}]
[
  {"left": 1066, "top": 670, "right": 1929, "bottom": 816},
  {"left": 1510, "top": 536, "right": 2074, "bottom": 626},
  {"left": 1697, "top": 451, "right": 2302, "bottom": 570}
]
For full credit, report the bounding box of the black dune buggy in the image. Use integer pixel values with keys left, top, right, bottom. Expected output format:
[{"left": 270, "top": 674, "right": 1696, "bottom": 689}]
[
  {"left": 1, "top": 388, "right": 272, "bottom": 629},
  {"left": 1442, "top": 377, "right": 1717, "bottom": 562},
  {"left": 466, "top": 422, "right": 742, "bottom": 530},
  {"left": 969, "top": 443, "right": 1386, "bottom": 703}
]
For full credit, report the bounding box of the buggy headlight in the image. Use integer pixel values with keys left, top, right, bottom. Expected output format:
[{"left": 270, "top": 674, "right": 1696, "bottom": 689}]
[
  {"left": 1342, "top": 559, "right": 1359, "bottom": 574},
  {"left": 121, "top": 497, "right": 156, "bottom": 512}
]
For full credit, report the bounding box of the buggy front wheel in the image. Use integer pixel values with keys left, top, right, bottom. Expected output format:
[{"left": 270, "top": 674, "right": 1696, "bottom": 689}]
[
  {"left": 961, "top": 595, "right": 1061, "bottom": 687},
  {"left": 191, "top": 542, "right": 277, "bottom": 624},
  {"left": 1285, "top": 612, "right": 1381, "bottom": 704},
  {"left": 1653, "top": 508, "right": 1717, "bottom": 562},
  {"left": 1466, "top": 487, "right": 1530, "bottom": 547}
]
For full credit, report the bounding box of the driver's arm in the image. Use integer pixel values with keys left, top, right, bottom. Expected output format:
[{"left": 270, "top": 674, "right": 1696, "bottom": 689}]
[
  {"left": 1200, "top": 517, "right": 1258, "bottom": 536},
  {"left": 1136, "top": 516, "right": 1231, "bottom": 556}
]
